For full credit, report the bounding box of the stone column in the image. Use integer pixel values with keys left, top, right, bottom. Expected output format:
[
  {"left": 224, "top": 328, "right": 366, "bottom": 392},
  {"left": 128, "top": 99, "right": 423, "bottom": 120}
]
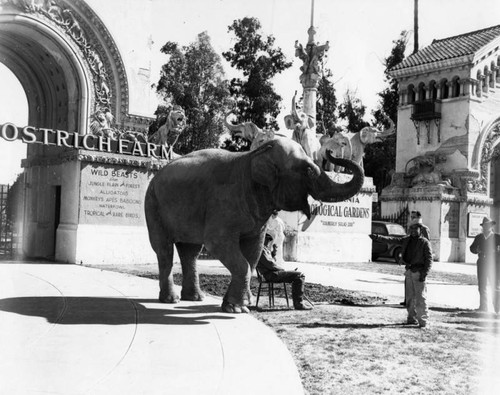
[{"left": 295, "top": 25, "right": 329, "bottom": 132}]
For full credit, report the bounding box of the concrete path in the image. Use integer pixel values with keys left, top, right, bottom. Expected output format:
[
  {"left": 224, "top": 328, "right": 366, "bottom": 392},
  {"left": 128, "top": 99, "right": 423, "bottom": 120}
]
[
  {"left": 291, "top": 260, "right": 480, "bottom": 310},
  {"left": 0, "top": 263, "right": 303, "bottom": 395}
]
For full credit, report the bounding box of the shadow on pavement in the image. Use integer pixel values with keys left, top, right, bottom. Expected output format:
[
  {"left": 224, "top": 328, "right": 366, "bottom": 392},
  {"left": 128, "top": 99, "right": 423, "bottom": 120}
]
[{"left": 0, "top": 296, "right": 234, "bottom": 326}]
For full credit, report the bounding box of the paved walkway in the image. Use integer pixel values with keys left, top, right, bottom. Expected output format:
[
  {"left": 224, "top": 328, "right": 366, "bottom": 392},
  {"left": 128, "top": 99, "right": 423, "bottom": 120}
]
[
  {"left": 0, "top": 263, "right": 303, "bottom": 395},
  {"left": 0, "top": 259, "right": 481, "bottom": 394}
]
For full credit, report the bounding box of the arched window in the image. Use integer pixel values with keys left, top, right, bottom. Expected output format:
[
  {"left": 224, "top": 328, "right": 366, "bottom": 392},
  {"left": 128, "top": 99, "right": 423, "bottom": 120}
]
[
  {"left": 417, "top": 82, "right": 426, "bottom": 102},
  {"left": 483, "top": 66, "right": 489, "bottom": 92},
  {"left": 490, "top": 62, "right": 496, "bottom": 88},
  {"left": 451, "top": 76, "right": 460, "bottom": 97},
  {"left": 429, "top": 80, "right": 437, "bottom": 100},
  {"left": 440, "top": 79, "right": 449, "bottom": 99},
  {"left": 407, "top": 84, "right": 416, "bottom": 103}
]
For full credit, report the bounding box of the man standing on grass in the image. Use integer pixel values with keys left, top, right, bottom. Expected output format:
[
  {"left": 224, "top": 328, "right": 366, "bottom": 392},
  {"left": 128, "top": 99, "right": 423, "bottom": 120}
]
[
  {"left": 470, "top": 217, "right": 500, "bottom": 313},
  {"left": 371, "top": 222, "right": 433, "bottom": 328},
  {"left": 400, "top": 211, "right": 431, "bottom": 306}
]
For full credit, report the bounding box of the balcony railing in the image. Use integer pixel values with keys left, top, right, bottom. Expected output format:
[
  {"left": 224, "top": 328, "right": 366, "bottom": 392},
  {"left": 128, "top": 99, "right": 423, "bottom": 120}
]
[{"left": 410, "top": 100, "right": 441, "bottom": 121}]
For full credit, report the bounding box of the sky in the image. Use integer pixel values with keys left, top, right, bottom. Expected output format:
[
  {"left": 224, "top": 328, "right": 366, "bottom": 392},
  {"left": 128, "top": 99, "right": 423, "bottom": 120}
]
[{"left": 1, "top": 0, "right": 499, "bottom": 184}]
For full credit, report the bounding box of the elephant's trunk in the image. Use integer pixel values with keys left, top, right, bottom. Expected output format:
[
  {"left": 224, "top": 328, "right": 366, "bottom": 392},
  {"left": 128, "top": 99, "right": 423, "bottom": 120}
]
[
  {"left": 291, "top": 91, "right": 299, "bottom": 122},
  {"left": 378, "top": 115, "right": 396, "bottom": 138},
  {"left": 309, "top": 150, "right": 365, "bottom": 203}
]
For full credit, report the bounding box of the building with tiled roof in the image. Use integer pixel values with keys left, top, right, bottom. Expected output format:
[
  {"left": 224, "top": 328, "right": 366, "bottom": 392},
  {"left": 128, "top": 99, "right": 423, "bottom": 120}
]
[
  {"left": 381, "top": 25, "right": 500, "bottom": 263},
  {"left": 392, "top": 24, "right": 500, "bottom": 72}
]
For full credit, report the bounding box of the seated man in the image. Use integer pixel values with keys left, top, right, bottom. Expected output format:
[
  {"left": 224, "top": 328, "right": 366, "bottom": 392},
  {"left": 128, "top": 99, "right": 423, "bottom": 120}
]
[{"left": 257, "top": 233, "right": 312, "bottom": 310}]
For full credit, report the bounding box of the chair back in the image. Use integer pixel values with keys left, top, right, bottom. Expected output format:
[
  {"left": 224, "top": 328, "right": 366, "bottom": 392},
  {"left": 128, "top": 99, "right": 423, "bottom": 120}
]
[{"left": 255, "top": 267, "right": 265, "bottom": 282}]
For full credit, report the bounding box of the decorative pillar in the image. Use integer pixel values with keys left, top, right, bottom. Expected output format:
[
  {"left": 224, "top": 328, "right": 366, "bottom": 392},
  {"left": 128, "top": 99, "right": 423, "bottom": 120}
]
[
  {"left": 295, "top": 17, "right": 329, "bottom": 129},
  {"left": 477, "top": 75, "right": 484, "bottom": 97},
  {"left": 446, "top": 81, "right": 453, "bottom": 98},
  {"left": 436, "top": 82, "right": 443, "bottom": 99},
  {"left": 463, "top": 78, "right": 474, "bottom": 96}
]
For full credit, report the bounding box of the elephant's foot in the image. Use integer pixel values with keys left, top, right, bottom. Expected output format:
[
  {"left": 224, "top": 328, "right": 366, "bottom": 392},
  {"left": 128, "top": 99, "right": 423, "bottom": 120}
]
[
  {"left": 181, "top": 288, "right": 205, "bottom": 301},
  {"left": 159, "top": 291, "right": 180, "bottom": 304},
  {"left": 221, "top": 300, "right": 250, "bottom": 314}
]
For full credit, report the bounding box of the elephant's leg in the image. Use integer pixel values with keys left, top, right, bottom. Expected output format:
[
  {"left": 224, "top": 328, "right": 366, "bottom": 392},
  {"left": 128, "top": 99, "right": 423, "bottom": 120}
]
[
  {"left": 145, "top": 210, "right": 178, "bottom": 303},
  {"left": 206, "top": 237, "right": 251, "bottom": 314},
  {"left": 176, "top": 242, "right": 204, "bottom": 301},
  {"left": 240, "top": 233, "right": 265, "bottom": 306},
  {"left": 156, "top": 242, "right": 178, "bottom": 303}
]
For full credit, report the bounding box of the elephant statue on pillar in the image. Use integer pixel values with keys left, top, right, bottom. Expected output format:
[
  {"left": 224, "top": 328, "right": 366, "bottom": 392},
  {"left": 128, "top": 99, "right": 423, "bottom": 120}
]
[
  {"left": 284, "top": 91, "right": 321, "bottom": 161},
  {"left": 145, "top": 138, "right": 364, "bottom": 313},
  {"left": 224, "top": 113, "right": 275, "bottom": 151}
]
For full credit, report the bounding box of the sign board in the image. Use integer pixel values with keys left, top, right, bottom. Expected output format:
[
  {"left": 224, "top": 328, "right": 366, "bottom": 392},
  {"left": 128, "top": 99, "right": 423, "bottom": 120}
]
[
  {"left": 0, "top": 122, "right": 171, "bottom": 159},
  {"left": 79, "top": 163, "right": 149, "bottom": 226},
  {"left": 299, "top": 194, "right": 372, "bottom": 234},
  {"left": 468, "top": 212, "right": 486, "bottom": 237}
]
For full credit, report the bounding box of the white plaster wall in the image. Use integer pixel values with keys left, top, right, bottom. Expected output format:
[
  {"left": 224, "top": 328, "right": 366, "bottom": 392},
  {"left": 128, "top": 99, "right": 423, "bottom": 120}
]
[
  {"left": 85, "top": 0, "right": 158, "bottom": 118},
  {"left": 75, "top": 224, "right": 157, "bottom": 265},
  {"left": 395, "top": 98, "right": 471, "bottom": 173},
  {"left": 296, "top": 233, "right": 371, "bottom": 264}
]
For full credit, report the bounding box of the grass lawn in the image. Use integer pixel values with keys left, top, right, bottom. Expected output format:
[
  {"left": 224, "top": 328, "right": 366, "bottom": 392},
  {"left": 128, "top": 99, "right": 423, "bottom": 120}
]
[{"left": 89, "top": 262, "right": 498, "bottom": 395}]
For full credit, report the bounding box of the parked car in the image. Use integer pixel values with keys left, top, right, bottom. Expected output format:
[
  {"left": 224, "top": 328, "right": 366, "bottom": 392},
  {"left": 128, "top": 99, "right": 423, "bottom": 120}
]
[{"left": 371, "top": 220, "right": 406, "bottom": 262}]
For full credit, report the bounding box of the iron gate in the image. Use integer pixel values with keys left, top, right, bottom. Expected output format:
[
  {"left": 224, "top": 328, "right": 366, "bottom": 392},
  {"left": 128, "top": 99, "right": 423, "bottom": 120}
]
[{"left": 0, "top": 184, "right": 18, "bottom": 259}]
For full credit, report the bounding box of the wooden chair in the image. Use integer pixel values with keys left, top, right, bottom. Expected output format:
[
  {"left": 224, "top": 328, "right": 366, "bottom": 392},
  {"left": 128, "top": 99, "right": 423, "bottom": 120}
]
[{"left": 255, "top": 267, "right": 290, "bottom": 308}]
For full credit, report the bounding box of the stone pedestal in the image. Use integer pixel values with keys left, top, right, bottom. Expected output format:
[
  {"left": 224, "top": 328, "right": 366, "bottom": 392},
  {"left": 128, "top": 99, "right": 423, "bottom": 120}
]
[
  {"left": 281, "top": 176, "right": 375, "bottom": 263},
  {"left": 22, "top": 149, "right": 166, "bottom": 265}
]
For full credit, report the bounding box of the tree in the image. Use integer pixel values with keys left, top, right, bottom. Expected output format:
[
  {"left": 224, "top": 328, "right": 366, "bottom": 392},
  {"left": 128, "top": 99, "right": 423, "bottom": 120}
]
[
  {"left": 365, "top": 31, "right": 409, "bottom": 194},
  {"left": 152, "top": 32, "right": 231, "bottom": 155},
  {"left": 338, "top": 89, "right": 369, "bottom": 133},
  {"left": 222, "top": 17, "right": 292, "bottom": 129},
  {"left": 316, "top": 67, "right": 340, "bottom": 136}
]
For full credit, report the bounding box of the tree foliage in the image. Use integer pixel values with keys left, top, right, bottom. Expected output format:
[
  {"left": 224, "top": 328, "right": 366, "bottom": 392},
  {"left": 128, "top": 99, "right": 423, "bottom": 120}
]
[
  {"left": 152, "top": 32, "right": 231, "bottom": 155},
  {"left": 316, "top": 67, "right": 339, "bottom": 136},
  {"left": 365, "top": 31, "right": 408, "bottom": 194},
  {"left": 338, "top": 89, "right": 369, "bottom": 133},
  {"left": 222, "top": 17, "right": 292, "bottom": 129}
]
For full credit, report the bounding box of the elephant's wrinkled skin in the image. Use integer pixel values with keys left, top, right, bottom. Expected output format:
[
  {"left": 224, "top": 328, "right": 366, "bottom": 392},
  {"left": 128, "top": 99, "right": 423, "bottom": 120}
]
[{"left": 145, "top": 138, "right": 364, "bottom": 313}]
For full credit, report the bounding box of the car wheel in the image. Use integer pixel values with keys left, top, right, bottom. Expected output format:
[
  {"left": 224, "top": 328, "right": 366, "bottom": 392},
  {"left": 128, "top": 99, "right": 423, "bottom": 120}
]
[{"left": 393, "top": 247, "right": 402, "bottom": 264}]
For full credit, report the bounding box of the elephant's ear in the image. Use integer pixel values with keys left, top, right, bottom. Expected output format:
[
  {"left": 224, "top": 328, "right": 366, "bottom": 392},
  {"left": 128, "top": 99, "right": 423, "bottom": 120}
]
[
  {"left": 306, "top": 115, "right": 316, "bottom": 129},
  {"left": 251, "top": 147, "right": 278, "bottom": 188},
  {"left": 284, "top": 115, "right": 295, "bottom": 130}
]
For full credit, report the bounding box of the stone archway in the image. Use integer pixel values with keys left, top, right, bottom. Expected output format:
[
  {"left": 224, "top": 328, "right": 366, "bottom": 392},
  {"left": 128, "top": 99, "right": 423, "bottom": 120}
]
[
  {"left": 0, "top": 0, "right": 130, "bottom": 260},
  {"left": 470, "top": 116, "right": 500, "bottom": 195}
]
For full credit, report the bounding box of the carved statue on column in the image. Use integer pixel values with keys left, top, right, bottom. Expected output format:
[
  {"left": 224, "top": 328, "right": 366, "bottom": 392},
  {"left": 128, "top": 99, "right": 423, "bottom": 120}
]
[{"left": 294, "top": 26, "right": 329, "bottom": 88}]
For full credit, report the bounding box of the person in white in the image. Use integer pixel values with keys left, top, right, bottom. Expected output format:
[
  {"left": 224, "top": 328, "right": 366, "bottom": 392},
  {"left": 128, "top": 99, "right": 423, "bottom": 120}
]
[{"left": 266, "top": 210, "right": 286, "bottom": 264}]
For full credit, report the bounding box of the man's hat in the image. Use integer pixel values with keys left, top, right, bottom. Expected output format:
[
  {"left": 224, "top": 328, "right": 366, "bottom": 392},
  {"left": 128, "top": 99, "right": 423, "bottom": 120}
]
[
  {"left": 411, "top": 210, "right": 422, "bottom": 217},
  {"left": 409, "top": 218, "right": 423, "bottom": 227},
  {"left": 480, "top": 217, "right": 496, "bottom": 226}
]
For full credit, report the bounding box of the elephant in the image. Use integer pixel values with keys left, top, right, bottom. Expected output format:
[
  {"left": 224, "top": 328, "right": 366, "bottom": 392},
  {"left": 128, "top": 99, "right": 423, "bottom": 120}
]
[
  {"left": 342, "top": 115, "right": 395, "bottom": 168},
  {"left": 284, "top": 91, "right": 321, "bottom": 160},
  {"left": 224, "top": 113, "right": 275, "bottom": 151},
  {"left": 317, "top": 133, "right": 352, "bottom": 171},
  {"left": 144, "top": 137, "right": 364, "bottom": 313}
]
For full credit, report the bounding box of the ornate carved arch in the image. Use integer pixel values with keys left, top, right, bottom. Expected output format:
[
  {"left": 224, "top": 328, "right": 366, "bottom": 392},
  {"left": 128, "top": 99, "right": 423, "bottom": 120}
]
[
  {"left": 0, "top": 0, "right": 131, "bottom": 130},
  {"left": 470, "top": 116, "right": 500, "bottom": 193}
]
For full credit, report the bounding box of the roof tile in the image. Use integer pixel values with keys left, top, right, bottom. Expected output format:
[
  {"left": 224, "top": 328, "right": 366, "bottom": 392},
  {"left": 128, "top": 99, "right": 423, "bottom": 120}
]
[{"left": 393, "top": 24, "right": 500, "bottom": 71}]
